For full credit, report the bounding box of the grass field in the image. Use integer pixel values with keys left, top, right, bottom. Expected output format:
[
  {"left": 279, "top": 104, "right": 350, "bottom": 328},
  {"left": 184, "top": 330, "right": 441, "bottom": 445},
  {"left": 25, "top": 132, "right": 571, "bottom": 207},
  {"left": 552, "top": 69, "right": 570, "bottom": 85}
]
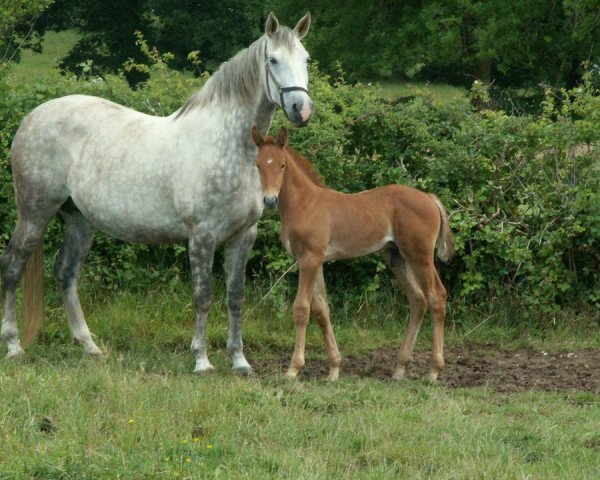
[
  {"left": 374, "top": 81, "right": 466, "bottom": 103},
  {"left": 1, "top": 284, "right": 599, "bottom": 479}
]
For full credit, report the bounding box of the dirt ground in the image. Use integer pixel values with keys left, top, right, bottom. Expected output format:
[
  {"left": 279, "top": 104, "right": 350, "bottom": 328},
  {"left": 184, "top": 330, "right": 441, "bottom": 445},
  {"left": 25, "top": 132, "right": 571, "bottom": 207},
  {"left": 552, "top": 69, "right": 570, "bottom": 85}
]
[{"left": 256, "top": 346, "right": 600, "bottom": 394}]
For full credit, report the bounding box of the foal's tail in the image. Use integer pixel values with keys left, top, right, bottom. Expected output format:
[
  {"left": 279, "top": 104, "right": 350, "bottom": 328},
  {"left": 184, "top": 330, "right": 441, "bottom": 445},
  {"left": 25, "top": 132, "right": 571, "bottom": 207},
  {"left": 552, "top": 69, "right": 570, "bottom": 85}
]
[
  {"left": 429, "top": 194, "right": 455, "bottom": 263},
  {"left": 22, "top": 239, "right": 45, "bottom": 347}
]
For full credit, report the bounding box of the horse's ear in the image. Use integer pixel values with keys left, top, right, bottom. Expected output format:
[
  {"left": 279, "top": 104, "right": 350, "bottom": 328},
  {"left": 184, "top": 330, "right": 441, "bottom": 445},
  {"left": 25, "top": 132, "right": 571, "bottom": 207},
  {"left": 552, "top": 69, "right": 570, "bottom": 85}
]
[
  {"left": 294, "top": 13, "right": 311, "bottom": 39},
  {"left": 277, "top": 126, "right": 288, "bottom": 147},
  {"left": 265, "top": 12, "right": 279, "bottom": 38},
  {"left": 251, "top": 126, "right": 264, "bottom": 147}
]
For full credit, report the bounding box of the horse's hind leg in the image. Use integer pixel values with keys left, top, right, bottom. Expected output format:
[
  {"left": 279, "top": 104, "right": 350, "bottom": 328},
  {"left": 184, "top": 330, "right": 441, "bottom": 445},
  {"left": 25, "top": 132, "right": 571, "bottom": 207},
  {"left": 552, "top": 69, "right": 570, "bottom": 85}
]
[
  {"left": 381, "top": 247, "right": 428, "bottom": 380},
  {"left": 1, "top": 219, "right": 47, "bottom": 357},
  {"left": 223, "top": 225, "right": 257, "bottom": 374},
  {"left": 54, "top": 205, "right": 100, "bottom": 354},
  {"left": 310, "top": 267, "right": 341, "bottom": 381}
]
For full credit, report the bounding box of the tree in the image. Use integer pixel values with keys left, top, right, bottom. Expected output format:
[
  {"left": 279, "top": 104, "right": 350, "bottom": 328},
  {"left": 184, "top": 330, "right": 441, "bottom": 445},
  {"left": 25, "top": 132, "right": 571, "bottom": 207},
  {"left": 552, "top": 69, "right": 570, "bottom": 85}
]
[{"left": 269, "top": 0, "right": 600, "bottom": 87}]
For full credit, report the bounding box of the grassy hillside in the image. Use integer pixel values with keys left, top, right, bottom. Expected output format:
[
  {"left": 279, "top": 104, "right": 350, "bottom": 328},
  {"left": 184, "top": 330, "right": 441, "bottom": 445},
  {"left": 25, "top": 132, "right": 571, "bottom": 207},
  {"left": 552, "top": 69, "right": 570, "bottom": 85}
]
[
  {"left": 5, "top": 30, "right": 79, "bottom": 85},
  {"left": 1, "top": 287, "right": 599, "bottom": 479},
  {"left": 4, "top": 30, "right": 467, "bottom": 104}
]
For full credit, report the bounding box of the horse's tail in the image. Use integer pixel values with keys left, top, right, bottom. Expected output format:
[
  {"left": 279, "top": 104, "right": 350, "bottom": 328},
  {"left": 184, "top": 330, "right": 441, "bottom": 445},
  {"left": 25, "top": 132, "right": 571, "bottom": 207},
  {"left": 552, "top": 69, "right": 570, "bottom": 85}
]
[
  {"left": 429, "top": 194, "right": 455, "bottom": 263},
  {"left": 22, "top": 239, "right": 45, "bottom": 348}
]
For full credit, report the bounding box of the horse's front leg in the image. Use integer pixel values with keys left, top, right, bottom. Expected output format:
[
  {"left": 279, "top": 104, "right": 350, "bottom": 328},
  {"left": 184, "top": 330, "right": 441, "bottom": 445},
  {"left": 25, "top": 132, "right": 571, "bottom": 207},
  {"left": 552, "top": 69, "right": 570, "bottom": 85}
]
[
  {"left": 189, "top": 229, "right": 216, "bottom": 374},
  {"left": 223, "top": 225, "right": 257, "bottom": 374},
  {"left": 286, "top": 253, "right": 323, "bottom": 380}
]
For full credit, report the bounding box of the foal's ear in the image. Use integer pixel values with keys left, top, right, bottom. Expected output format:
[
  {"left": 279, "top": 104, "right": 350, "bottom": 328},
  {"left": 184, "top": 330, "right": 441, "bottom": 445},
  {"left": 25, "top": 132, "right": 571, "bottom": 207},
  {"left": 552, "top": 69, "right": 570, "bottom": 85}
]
[
  {"left": 277, "top": 126, "right": 288, "bottom": 147},
  {"left": 251, "top": 126, "right": 264, "bottom": 147},
  {"left": 294, "top": 13, "right": 311, "bottom": 40},
  {"left": 265, "top": 12, "right": 279, "bottom": 38}
]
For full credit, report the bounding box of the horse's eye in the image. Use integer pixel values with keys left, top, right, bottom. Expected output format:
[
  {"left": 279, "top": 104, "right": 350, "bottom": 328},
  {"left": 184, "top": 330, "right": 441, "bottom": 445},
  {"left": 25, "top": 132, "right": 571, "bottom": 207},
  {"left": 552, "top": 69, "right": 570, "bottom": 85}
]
[
  {"left": 269, "top": 57, "right": 278, "bottom": 65},
  {"left": 306, "top": 57, "right": 311, "bottom": 64},
  {"left": 281, "top": 164, "right": 285, "bottom": 170},
  {"left": 256, "top": 164, "right": 260, "bottom": 171}
]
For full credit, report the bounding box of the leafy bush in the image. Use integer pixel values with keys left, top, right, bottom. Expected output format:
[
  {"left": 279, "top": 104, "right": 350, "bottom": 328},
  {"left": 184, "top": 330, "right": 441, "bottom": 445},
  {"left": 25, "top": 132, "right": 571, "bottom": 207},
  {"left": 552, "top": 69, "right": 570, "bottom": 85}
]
[{"left": 1, "top": 58, "right": 599, "bottom": 320}]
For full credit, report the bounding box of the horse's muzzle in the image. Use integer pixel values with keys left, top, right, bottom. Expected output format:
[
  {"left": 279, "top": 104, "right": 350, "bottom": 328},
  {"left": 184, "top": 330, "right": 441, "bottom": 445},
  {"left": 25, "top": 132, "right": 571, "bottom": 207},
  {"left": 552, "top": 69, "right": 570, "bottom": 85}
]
[
  {"left": 284, "top": 92, "right": 313, "bottom": 127},
  {"left": 264, "top": 195, "right": 279, "bottom": 209}
]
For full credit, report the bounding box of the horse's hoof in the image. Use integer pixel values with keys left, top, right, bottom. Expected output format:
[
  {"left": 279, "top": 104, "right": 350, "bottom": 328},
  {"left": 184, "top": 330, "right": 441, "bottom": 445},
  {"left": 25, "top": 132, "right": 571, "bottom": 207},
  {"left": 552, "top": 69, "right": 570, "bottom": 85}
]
[
  {"left": 232, "top": 364, "right": 253, "bottom": 376},
  {"left": 285, "top": 369, "right": 299, "bottom": 380},
  {"left": 84, "top": 345, "right": 104, "bottom": 356},
  {"left": 193, "top": 364, "right": 216, "bottom": 375},
  {"left": 327, "top": 370, "right": 339, "bottom": 382},
  {"left": 428, "top": 371, "right": 439, "bottom": 383},
  {"left": 5, "top": 346, "right": 25, "bottom": 359},
  {"left": 392, "top": 366, "right": 406, "bottom": 380}
]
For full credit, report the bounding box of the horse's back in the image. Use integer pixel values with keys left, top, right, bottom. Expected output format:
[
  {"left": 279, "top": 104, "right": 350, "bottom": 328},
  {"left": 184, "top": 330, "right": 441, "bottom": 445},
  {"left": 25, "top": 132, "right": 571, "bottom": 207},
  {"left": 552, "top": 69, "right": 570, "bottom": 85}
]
[{"left": 9, "top": 94, "right": 188, "bottom": 240}]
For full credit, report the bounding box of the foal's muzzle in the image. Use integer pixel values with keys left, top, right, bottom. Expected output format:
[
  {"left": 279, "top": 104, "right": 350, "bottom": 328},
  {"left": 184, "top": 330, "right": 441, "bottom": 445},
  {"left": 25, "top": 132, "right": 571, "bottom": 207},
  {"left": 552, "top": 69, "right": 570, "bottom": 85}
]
[{"left": 264, "top": 195, "right": 279, "bottom": 209}]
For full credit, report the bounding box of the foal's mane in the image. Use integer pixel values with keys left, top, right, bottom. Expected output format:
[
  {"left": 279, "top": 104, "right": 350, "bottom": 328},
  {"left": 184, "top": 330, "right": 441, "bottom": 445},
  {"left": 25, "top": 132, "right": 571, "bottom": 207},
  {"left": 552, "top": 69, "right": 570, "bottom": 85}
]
[
  {"left": 262, "top": 135, "right": 325, "bottom": 187},
  {"left": 175, "top": 28, "right": 297, "bottom": 119}
]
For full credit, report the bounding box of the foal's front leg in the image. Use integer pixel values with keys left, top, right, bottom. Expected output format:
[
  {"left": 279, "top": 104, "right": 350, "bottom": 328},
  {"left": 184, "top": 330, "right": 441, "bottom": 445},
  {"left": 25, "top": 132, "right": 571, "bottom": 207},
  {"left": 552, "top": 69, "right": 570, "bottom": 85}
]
[
  {"left": 286, "top": 254, "right": 322, "bottom": 380},
  {"left": 311, "top": 267, "right": 341, "bottom": 381},
  {"left": 189, "top": 229, "right": 216, "bottom": 373},
  {"left": 223, "top": 225, "right": 257, "bottom": 374}
]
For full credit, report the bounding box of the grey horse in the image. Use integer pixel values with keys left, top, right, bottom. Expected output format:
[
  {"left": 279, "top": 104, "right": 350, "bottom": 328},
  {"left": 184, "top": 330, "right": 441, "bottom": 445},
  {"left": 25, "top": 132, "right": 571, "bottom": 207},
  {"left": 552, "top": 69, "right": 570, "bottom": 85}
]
[{"left": 0, "top": 12, "right": 313, "bottom": 374}]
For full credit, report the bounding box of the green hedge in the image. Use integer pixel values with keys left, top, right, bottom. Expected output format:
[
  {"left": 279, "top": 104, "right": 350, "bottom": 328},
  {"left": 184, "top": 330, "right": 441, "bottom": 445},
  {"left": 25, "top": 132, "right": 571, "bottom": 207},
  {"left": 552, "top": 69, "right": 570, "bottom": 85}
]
[{"left": 1, "top": 64, "right": 599, "bottom": 317}]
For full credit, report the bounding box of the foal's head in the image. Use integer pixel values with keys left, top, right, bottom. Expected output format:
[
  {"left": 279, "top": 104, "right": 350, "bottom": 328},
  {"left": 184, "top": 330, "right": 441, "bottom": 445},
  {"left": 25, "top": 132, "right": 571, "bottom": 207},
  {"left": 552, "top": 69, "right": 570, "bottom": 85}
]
[{"left": 252, "top": 126, "right": 288, "bottom": 209}]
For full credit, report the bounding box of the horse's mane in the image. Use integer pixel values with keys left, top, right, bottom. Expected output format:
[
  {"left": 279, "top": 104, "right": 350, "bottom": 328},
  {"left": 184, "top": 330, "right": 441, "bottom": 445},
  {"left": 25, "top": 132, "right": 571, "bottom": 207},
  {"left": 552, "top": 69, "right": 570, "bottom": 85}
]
[
  {"left": 175, "top": 27, "right": 297, "bottom": 118},
  {"left": 261, "top": 135, "right": 325, "bottom": 187}
]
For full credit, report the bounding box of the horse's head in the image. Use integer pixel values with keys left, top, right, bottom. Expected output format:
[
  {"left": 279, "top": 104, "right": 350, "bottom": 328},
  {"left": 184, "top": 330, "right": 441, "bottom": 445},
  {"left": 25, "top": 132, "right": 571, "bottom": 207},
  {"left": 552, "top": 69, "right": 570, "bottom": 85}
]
[
  {"left": 263, "top": 12, "right": 313, "bottom": 127},
  {"left": 252, "top": 125, "right": 288, "bottom": 209}
]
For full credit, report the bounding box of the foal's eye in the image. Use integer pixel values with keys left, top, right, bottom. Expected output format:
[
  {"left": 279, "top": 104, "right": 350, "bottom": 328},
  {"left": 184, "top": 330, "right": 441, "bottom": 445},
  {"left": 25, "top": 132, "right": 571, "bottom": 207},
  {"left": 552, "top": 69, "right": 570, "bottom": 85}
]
[
  {"left": 306, "top": 57, "right": 312, "bottom": 64},
  {"left": 269, "top": 57, "right": 278, "bottom": 65},
  {"left": 281, "top": 164, "right": 285, "bottom": 170}
]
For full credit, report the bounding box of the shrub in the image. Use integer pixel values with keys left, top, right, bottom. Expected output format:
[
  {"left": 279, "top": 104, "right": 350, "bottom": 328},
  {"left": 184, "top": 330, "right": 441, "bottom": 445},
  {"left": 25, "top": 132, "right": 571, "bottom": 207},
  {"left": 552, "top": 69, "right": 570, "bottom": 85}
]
[{"left": 1, "top": 61, "right": 598, "bottom": 320}]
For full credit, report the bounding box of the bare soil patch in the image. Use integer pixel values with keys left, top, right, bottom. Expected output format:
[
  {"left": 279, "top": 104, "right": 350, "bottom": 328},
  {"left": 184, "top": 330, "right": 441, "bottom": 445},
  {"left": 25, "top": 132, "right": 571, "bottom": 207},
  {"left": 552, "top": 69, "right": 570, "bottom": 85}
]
[{"left": 255, "top": 346, "right": 600, "bottom": 393}]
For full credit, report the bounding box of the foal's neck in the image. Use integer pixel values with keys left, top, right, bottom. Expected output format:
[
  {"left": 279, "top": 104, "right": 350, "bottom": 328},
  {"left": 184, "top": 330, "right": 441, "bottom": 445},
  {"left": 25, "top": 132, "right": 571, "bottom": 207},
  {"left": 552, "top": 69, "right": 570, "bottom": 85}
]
[{"left": 279, "top": 150, "right": 321, "bottom": 215}]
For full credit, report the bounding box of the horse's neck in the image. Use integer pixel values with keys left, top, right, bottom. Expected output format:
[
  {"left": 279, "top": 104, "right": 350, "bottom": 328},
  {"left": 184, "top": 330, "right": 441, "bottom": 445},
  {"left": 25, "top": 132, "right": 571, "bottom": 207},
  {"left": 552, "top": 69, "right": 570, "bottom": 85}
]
[
  {"left": 253, "top": 95, "right": 277, "bottom": 136},
  {"left": 279, "top": 153, "right": 321, "bottom": 215},
  {"left": 173, "top": 35, "right": 276, "bottom": 148}
]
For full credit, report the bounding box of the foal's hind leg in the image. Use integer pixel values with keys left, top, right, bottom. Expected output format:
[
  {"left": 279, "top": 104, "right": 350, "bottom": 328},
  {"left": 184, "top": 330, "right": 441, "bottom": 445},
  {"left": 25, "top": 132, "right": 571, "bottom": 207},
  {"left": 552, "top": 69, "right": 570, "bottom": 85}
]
[
  {"left": 54, "top": 207, "right": 101, "bottom": 355},
  {"left": 383, "top": 247, "right": 448, "bottom": 382},
  {"left": 427, "top": 272, "right": 448, "bottom": 382},
  {"left": 310, "top": 267, "right": 341, "bottom": 381},
  {"left": 381, "top": 249, "right": 428, "bottom": 380},
  {"left": 1, "top": 219, "right": 47, "bottom": 357}
]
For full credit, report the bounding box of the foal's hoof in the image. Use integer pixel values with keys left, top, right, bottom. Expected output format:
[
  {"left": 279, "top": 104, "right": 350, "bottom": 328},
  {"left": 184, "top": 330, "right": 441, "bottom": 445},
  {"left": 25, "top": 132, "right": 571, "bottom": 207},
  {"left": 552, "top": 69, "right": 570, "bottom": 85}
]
[
  {"left": 428, "top": 371, "right": 439, "bottom": 383},
  {"left": 392, "top": 366, "right": 406, "bottom": 380},
  {"left": 285, "top": 369, "right": 299, "bottom": 380},
  {"left": 327, "top": 368, "right": 340, "bottom": 382}
]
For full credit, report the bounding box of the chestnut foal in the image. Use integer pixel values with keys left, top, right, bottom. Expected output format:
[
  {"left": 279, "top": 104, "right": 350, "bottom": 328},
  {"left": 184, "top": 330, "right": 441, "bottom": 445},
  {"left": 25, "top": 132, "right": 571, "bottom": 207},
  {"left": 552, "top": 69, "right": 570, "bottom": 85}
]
[{"left": 252, "top": 126, "right": 455, "bottom": 382}]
